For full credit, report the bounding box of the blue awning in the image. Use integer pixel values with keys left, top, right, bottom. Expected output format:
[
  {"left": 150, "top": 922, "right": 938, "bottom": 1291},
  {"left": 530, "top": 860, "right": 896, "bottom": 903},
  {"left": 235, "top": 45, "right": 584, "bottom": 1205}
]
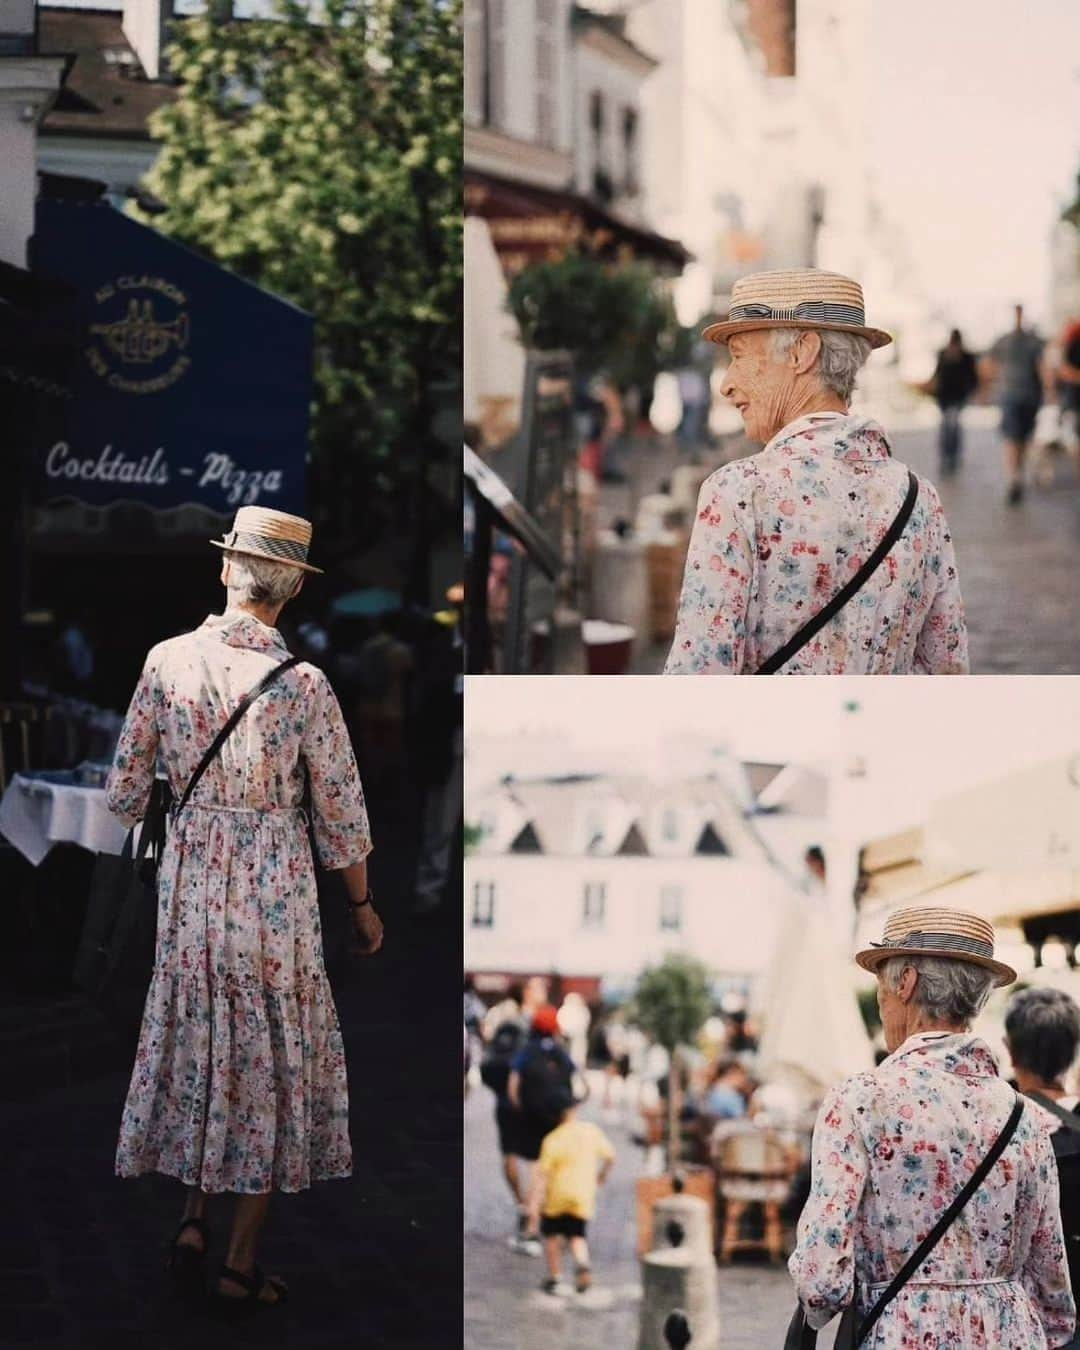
[{"left": 30, "top": 198, "right": 312, "bottom": 515}]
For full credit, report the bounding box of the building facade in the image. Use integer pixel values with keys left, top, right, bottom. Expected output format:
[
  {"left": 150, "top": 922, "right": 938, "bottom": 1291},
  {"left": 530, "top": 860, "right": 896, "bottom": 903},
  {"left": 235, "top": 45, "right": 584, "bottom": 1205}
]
[{"left": 465, "top": 763, "right": 823, "bottom": 997}]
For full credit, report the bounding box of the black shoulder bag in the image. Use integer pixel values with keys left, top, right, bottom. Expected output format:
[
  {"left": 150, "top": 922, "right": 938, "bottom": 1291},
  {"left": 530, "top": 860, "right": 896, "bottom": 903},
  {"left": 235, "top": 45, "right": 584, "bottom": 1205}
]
[
  {"left": 757, "top": 471, "right": 918, "bottom": 674},
  {"left": 784, "top": 1092, "right": 1024, "bottom": 1349},
  {"left": 74, "top": 656, "right": 302, "bottom": 1048}
]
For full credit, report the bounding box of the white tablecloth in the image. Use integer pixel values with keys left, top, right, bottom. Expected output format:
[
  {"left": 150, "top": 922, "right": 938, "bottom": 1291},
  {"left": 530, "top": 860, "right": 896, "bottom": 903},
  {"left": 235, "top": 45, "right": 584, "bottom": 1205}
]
[{"left": 0, "top": 773, "right": 128, "bottom": 866}]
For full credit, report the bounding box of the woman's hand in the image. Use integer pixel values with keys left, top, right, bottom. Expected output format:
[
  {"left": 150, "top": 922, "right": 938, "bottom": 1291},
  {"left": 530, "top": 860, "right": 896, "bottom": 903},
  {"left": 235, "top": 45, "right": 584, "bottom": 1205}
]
[
  {"left": 351, "top": 901, "right": 384, "bottom": 956},
  {"left": 341, "top": 859, "right": 383, "bottom": 956}
]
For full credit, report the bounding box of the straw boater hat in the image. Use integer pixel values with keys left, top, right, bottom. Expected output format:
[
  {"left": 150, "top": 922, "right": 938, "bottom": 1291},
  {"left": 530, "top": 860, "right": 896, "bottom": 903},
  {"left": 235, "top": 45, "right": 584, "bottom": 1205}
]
[
  {"left": 855, "top": 905, "right": 1016, "bottom": 987},
  {"left": 703, "top": 268, "right": 892, "bottom": 350},
  {"left": 210, "top": 506, "right": 323, "bottom": 575}
]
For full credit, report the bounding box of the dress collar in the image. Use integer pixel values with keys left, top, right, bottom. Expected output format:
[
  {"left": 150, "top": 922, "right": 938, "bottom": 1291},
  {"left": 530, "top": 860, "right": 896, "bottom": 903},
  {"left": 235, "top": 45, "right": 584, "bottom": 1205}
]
[
  {"left": 762, "top": 411, "right": 893, "bottom": 463},
  {"left": 882, "top": 1031, "right": 1001, "bottom": 1079},
  {"left": 200, "top": 609, "right": 291, "bottom": 657}
]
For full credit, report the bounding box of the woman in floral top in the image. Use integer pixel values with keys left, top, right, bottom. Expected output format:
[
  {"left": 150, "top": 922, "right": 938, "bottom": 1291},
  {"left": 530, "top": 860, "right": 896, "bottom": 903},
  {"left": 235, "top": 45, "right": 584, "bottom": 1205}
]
[
  {"left": 664, "top": 268, "right": 968, "bottom": 674},
  {"left": 106, "top": 508, "right": 383, "bottom": 1312},
  {"left": 790, "top": 905, "right": 1075, "bottom": 1347}
]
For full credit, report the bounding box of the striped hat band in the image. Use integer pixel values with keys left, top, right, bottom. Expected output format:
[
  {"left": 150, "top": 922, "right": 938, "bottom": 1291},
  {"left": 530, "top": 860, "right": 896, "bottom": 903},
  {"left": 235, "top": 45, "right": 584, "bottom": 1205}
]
[
  {"left": 224, "top": 528, "right": 309, "bottom": 565},
  {"left": 871, "top": 931, "right": 994, "bottom": 960},
  {"left": 728, "top": 300, "right": 866, "bottom": 327}
]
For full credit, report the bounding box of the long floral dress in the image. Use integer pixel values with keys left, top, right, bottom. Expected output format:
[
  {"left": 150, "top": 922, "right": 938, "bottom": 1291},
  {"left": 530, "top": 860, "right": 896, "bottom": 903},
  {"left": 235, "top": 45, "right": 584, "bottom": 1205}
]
[
  {"left": 790, "top": 1032, "right": 1076, "bottom": 1348},
  {"left": 105, "top": 610, "right": 372, "bottom": 1194},
  {"left": 664, "top": 412, "right": 969, "bottom": 674}
]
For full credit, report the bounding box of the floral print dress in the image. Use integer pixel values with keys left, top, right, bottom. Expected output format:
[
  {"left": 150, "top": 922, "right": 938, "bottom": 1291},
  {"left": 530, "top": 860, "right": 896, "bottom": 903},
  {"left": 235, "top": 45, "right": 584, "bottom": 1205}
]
[
  {"left": 664, "top": 413, "right": 969, "bottom": 674},
  {"left": 790, "top": 1032, "right": 1076, "bottom": 1348},
  {"left": 106, "top": 610, "right": 372, "bottom": 1194}
]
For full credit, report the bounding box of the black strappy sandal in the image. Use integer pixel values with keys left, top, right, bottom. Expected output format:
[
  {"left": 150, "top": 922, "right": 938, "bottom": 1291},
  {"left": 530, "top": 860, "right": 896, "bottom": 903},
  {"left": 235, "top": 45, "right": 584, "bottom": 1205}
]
[
  {"left": 167, "top": 1217, "right": 211, "bottom": 1303},
  {"left": 211, "top": 1264, "right": 289, "bottom": 1319}
]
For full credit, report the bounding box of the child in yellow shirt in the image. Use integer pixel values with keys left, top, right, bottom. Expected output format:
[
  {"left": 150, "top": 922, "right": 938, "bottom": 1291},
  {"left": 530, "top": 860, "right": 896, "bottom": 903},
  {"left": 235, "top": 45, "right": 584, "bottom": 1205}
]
[{"left": 527, "top": 1093, "right": 616, "bottom": 1294}]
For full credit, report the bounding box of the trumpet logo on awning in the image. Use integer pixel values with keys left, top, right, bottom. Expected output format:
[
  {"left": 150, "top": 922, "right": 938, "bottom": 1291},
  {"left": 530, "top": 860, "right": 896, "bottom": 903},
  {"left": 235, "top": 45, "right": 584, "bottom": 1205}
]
[{"left": 86, "top": 276, "right": 192, "bottom": 395}]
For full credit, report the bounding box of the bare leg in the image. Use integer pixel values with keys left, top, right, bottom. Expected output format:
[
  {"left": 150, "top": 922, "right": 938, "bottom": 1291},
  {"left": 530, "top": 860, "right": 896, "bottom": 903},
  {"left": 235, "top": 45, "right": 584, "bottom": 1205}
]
[
  {"left": 1005, "top": 438, "right": 1027, "bottom": 492},
  {"left": 502, "top": 1154, "right": 527, "bottom": 1209},
  {"left": 569, "top": 1235, "right": 590, "bottom": 1268},
  {"left": 219, "top": 1193, "right": 284, "bottom": 1303},
  {"left": 544, "top": 1236, "right": 562, "bottom": 1281},
  {"left": 176, "top": 1186, "right": 210, "bottom": 1251}
]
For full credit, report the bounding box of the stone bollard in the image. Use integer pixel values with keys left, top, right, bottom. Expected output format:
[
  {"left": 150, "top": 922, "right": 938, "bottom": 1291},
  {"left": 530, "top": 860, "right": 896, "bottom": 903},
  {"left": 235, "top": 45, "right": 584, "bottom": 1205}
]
[
  {"left": 638, "top": 1247, "right": 720, "bottom": 1350},
  {"left": 650, "top": 1192, "right": 714, "bottom": 1264}
]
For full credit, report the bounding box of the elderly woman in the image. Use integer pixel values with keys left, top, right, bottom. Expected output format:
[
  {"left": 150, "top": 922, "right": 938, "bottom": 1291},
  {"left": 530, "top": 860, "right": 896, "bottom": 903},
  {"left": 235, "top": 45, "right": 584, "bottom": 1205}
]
[
  {"left": 106, "top": 506, "right": 384, "bottom": 1313},
  {"left": 790, "top": 906, "right": 1075, "bottom": 1347},
  {"left": 665, "top": 269, "right": 968, "bottom": 674}
]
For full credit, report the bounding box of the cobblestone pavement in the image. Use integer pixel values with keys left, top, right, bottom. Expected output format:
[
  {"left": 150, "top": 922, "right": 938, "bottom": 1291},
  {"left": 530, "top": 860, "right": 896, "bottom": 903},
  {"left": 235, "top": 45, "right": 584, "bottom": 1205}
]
[
  {"left": 464, "top": 1085, "right": 826, "bottom": 1350},
  {"left": 597, "top": 408, "right": 1080, "bottom": 675},
  {"left": 0, "top": 791, "right": 461, "bottom": 1350}
]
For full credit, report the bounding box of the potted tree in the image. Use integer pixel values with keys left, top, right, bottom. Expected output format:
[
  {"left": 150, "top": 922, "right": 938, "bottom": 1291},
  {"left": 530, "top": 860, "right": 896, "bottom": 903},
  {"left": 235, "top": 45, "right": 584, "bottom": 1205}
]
[{"left": 628, "top": 954, "right": 715, "bottom": 1255}]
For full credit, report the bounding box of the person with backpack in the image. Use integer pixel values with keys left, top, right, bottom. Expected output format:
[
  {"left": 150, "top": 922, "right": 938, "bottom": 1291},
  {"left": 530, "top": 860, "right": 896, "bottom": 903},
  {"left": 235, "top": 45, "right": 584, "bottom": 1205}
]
[
  {"left": 1006, "top": 986, "right": 1080, "bottom": 1346},
  {"left": 478, "top": 978, "right": 546, "bottom": 1252},
  {"left": 504, "top": 1006, "right": 581, "bottom": 1252}
]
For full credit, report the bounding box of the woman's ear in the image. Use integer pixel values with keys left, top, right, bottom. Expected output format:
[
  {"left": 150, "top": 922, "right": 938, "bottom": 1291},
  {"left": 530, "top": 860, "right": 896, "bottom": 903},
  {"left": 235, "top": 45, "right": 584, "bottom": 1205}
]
[{"left": 791, "top": 330, "right": 823, "bottom": 375}]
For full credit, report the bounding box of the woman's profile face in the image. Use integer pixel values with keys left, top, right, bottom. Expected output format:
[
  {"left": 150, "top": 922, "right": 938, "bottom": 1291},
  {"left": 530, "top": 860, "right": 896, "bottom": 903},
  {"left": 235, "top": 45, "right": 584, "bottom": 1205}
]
[{"left": 719, "top": 329, "right": 796, "bottom": 445}]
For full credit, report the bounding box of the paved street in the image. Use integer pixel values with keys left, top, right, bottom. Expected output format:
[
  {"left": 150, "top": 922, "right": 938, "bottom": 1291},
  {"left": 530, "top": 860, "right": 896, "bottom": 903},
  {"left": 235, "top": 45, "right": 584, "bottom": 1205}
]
[
  {"left": 0, "top": 791, "right": 460, "bottom": 1350},
  {"left": 597, "top": 406, "right": 1080, "bottom": 674},
  {"left": 464, "top": 1084, "right": 824, "bottom": 1350}
]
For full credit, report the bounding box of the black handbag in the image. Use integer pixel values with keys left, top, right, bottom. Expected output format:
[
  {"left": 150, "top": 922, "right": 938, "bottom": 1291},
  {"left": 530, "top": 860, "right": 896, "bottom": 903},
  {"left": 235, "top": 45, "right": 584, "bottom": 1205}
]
[
  {"left": 757, "top": 471, "right": 918, "bottom": 674},
  {"left": 784, "top": 1092, "right": 1024, "bottom": 1348},
  {"left": 74, "top": 655, "right": 302, "bottom": 1047}
]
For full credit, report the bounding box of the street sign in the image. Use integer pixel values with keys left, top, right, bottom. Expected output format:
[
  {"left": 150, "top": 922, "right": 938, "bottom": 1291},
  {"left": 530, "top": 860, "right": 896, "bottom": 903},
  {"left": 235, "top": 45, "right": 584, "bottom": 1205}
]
[{"left": 30, "top": 198, "right": 313, "bottom": 515}]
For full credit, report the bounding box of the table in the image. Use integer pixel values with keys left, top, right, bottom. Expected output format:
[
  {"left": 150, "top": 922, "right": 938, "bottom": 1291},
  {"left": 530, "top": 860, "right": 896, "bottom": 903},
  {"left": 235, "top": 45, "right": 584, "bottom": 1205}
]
[{"left": 0, "top": 768, "right": 128, "bottom": 866}]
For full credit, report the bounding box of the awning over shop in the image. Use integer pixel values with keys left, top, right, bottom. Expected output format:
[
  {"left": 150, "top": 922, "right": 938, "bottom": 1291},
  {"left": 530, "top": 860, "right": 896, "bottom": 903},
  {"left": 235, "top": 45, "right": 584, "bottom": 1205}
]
[
  {"left": 464, "top": 169, "right": 691, "bottom": 277},
  {"left": 29, "top": 197, "right": 313, "bottom": 515}
]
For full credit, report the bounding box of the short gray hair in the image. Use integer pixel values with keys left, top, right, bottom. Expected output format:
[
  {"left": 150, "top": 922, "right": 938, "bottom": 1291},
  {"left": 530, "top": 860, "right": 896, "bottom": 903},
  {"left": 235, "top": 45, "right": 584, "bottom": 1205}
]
[
  {"left": 879, "top": 954, "right": 995, "bottom": 1026},
  {"left": 770, "top": 327, "right": 872, "bottom": 402},
  {"left": 222, "top": 550, "right": 302, "bottom": 607}
]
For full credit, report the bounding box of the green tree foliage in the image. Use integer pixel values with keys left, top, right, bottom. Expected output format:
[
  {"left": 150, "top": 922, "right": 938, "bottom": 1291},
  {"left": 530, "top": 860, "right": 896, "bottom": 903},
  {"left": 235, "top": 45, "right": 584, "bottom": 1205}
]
[
  {"left": 506, "top": 254, "right": 688, "bottom": 390},
  {"left": 134, "top": 0, "right": 463, "bottom": 552},
  {"left": 629, "top": 954, "right": 712, "bottom": 1052}
]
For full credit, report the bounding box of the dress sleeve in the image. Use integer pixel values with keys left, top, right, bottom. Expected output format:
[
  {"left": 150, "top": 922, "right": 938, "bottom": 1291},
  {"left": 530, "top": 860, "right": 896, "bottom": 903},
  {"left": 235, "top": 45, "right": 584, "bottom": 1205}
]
[
  {"left": 300, "top": 672, "right": 373, "bottom": 869},
  {"left": 788, "top": 1082, "right": 869, "bottom": 1331},
  {"left": 664, "top": 472, "right": 754, "bottom": 675},
  {"left": 914, "top": 486, "right": 969, "bottom": 674},
  {"left": 1022, "top": 1126, "right": 1077, "bottom": 1347},
  {"left": 105, "top": 654, "right": 161, "bottom": 829}
]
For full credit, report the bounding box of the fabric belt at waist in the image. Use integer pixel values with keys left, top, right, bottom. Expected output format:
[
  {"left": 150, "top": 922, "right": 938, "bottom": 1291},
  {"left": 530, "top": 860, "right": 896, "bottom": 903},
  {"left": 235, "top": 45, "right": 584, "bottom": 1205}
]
[
  {"left": 865, "top": 1275, "right": 1017, "bottom": 1294},
  {"left": 176, "top": 802, "right": 308, "bottom": 823}
]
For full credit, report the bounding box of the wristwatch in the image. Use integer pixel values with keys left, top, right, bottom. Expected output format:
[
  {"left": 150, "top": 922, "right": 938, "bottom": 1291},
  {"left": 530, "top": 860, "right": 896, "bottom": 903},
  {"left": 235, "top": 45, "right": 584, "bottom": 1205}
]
[{"left": 349, "top": 887, "right": 374, "bottom": 910}]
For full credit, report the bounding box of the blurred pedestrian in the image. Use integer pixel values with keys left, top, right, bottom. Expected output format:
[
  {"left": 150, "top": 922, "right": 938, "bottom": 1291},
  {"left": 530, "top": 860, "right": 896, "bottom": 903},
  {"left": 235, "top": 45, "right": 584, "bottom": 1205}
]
[
  {"left": 106, "top": 507, "right": 383, "bottom": 1315},
  {"left": 508, "top": 1006, "right": 581, "bottom": 1253},
  {"left": 1055, "top": 317, "right": 1080, "bottom": 461},
  {"left": 676, "top": 363, "right": 710, "bottom": 452},
  {"left": 930, "top": 328, "right": 978, "bottom": 475},
  {"left": 354, "top": 613, "right": 413, "bottom": 788},
  {"left": 1006, "top": 986, "right": 1080, "bottom": 1335},
  {"left": 985, "top": 303, "right": 1047, "bottom": 505},
  {"left": 666, "top": 269, "right": 968, "bottom": 675},
  {"left": 528, "top": 1090, "right": 615, "bottom": 1296},
  {"left": 790, "top": 906, "right": 1074, "bottom": 1345},
  {"left": 804, "top": 844, "right": 826, "bottom": 894},
  {"left": 479, "top": 976, "right": 549, "bottom": 1252},
  {"left": 557, "top": 992, "right": 591, "bottom": 1073}
]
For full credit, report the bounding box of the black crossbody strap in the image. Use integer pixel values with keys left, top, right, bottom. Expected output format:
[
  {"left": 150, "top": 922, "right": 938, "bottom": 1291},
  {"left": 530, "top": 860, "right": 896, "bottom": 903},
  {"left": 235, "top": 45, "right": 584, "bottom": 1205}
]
[
  {"left": 173, "top": 655, "right": 302, "bottom": 818},
  {"left": 856, "top": 1092, "right": 1024, "bottom": 1345},
  {"left": 756, "top": 471, "right": 918, "bottom": 674},
  {"left": 1028, "top": 1091, "right": 1080, "bottom": 1135}
]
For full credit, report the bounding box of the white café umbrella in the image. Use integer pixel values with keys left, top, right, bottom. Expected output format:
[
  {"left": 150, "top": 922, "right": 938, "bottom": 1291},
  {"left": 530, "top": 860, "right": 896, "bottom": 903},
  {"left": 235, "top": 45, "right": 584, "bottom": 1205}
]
[
  {"left": 756, "top": 892, "right": 874, "bottom": 1099},
  {"left": 925, "top": 753, "right": 1080, "bottom": 874}
]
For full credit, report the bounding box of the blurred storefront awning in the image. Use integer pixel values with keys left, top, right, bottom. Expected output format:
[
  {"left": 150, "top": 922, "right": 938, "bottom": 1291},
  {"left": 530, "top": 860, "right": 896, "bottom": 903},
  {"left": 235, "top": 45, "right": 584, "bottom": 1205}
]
[
  {"left": 29, "top": 196, "right": 313, "bottom": 515},
  {"left": 464, "top": 169, "right": 692, "bottom": 277}
]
